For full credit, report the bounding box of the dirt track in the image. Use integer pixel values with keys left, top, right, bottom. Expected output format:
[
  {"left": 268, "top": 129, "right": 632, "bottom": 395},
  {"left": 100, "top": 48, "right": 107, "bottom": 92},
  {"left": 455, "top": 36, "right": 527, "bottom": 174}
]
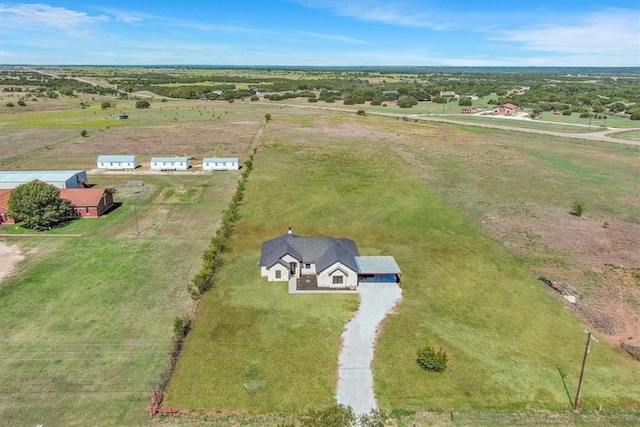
[{"left": 258, "top": 101, "right": 640, "bottom": 147}]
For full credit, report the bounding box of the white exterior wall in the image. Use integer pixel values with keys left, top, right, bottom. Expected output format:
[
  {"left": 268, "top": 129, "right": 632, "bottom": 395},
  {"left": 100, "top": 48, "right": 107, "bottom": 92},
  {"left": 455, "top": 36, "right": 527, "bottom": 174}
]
[
  {"left": 300, "top": 263, "right": 317, "bottom": 275},
  {"left": 281, "top": 254, "right": 299, "bottom": 278},
  {"left": 261, "top": 264, "right": 290, "bottom": 282},
  {"left": 203, "top": 160, "right": 240, "bottom": 171},
  {"left": 317, "top": 262, "right": 358, "bottom": 289},
  {"left": 150, "top": 160, "right": 189, "bottom": 171},
  {"left": 98, "top": 161, "right": 137, "bottom": 170}
]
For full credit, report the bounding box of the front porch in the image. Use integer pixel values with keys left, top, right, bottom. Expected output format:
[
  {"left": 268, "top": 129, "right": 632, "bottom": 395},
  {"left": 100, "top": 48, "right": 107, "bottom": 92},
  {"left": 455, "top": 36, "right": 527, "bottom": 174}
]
[{"left": 288, "top": 275, "right": 357, "bottom": 294}]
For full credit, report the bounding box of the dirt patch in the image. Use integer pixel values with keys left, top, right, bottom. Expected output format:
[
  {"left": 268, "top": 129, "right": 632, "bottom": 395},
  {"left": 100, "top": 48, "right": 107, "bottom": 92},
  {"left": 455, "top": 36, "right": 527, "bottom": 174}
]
[
  {"left": 56, "top": 122, "right": 254, "bottom": 158},
  {"left": 0, "top": 241, "right": 24, "bottom": 282}
]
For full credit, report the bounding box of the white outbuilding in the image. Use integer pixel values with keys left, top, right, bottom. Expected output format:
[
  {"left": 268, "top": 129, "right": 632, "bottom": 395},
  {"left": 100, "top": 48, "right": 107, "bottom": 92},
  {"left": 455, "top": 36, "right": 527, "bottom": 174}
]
[
  {"left": 150, "top": 156, "right": 190, "bottom": 171},
  {"left": 202, "top": 157, "right": 240, "bottom": 171},
  {"left": 97, "top": 155, "right": 139, "bottom": 170}
]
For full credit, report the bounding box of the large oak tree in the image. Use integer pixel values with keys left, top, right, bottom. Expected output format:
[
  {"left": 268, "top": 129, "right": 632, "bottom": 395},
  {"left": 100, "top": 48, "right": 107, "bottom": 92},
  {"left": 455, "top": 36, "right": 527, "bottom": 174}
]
[{"left": 8, "top": 181, "right": 73, "bottom": 230}]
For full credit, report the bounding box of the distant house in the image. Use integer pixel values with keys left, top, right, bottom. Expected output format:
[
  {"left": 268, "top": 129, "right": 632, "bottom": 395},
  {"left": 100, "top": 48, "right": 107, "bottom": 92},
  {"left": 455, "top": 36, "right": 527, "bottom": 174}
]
[
  {"left": 97, "top": 155, "right": 139, "bottom": 170},
  {"left": 117, "top": 114, "right": 128, "bottom": 120},
  {"left": 493, "top": 103, "right": 519, "bottom": 116},
  {"left": 461, "top": 107, "right": 477, "bottom": 114},
  {"left": 0, "top": 187, "right": 114, "bottom": 225},
  {"left": 0, "top": 170, "right": 89, "bottom": 190},
  {"left": 259, "top": 230, "right": 402, "bottom": 291},
  {"left": 60, "top": 188, "right": 114, "bottom": 218},
  {"left": 202, "top": 157, "right": 240, "bottom": 171},
  {"left": 150, "top": 156, "right": 190, "bottom": 171},
  {"left": 440, "top": 90, "right": 457, "bottom": 97}
]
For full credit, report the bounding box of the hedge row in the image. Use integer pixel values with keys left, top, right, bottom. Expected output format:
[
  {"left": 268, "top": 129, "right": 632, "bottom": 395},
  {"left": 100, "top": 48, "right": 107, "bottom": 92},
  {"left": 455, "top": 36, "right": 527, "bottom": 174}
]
[{"left": 188, "top": 153, "right": 254, "bottom": 298}]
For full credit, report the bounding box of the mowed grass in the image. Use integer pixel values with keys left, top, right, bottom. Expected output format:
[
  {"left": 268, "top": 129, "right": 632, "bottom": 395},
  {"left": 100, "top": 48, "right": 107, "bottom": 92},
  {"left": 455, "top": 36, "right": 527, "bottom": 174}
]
[
  {"left": 0, "top": 173, "right": 238, "bottom": 425},
  {"left": 165, "top": 116, "right": 640, "bottom": 415}
]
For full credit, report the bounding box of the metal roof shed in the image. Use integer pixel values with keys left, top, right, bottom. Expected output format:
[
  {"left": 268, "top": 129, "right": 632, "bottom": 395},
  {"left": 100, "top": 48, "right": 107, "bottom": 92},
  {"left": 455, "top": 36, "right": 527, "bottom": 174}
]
[
  {"left": 0, "top": 170, "right": 88, "bottom": 189},
  {"left": 355, "top": 256, "right": 402, "bottom": 284}
]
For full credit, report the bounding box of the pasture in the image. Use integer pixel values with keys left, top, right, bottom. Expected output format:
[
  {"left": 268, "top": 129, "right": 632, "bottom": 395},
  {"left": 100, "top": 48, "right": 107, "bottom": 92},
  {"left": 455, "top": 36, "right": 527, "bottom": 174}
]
[
  {"left": 165, "top": 112, "right": 640, "bottom": 415},
  {"left": 0, "top": 96, "right": 247, "bottom": 425},
  {"left": 1, "top": 93, "right": 639, "bottom": 425}
]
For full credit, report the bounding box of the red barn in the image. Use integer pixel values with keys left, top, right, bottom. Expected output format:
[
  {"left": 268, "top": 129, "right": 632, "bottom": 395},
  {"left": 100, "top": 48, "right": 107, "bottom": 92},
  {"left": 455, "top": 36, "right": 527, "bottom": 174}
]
[
  {"left": 60, "top": 188, "right": 114, "bottom": 218},
  {"left": 0, "top": 190, "right": 14, "bottom": 224},
  {"left": 0, "top": 188, "right": 114, "bottom": 225}
]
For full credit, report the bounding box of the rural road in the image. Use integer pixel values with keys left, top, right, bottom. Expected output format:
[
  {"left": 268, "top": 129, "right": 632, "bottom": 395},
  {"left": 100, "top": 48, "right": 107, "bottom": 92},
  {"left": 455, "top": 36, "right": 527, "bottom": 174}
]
[
  {"left": 259, "top": 101, "right": 640, "bottom": 147},
  {"left": 336, "top": 282, "right": 402, "bottom": 416}
]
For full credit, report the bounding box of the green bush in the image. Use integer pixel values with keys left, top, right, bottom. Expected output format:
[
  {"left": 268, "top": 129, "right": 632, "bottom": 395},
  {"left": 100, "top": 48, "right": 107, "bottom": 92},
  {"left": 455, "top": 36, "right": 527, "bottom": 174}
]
[
  {"left": 571, "top": 200, "right": 585, "bottom": 217},
  {"left": 135, "top": 99, "right": 150, "bottom": 109},
  {"left": 416, "top": 344, "right": 448, "bottom": 372},
  {"left": 356, "top": 109, "right": 366, "bottom": 116},
  {"left": 562, "top": 110, "right": 572, "bottom": 116},
  {"left": 250, "top": 95, "right": 259, "bottom": 101},
  {"left": 300, "top": 404, "right": 355, "bottom": 427}
]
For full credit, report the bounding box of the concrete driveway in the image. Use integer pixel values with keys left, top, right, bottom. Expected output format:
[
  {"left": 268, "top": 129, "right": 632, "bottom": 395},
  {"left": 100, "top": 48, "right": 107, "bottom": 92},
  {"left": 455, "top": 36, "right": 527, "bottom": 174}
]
[{"left": 336, "top": 282, "right": 402, "bottom": 416}]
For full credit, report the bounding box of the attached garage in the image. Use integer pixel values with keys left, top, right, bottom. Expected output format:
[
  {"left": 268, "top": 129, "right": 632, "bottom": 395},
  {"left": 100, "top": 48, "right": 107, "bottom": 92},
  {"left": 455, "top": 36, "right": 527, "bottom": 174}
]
[{"left": 355, "top": 256, "right": 401, "bottom": 285}]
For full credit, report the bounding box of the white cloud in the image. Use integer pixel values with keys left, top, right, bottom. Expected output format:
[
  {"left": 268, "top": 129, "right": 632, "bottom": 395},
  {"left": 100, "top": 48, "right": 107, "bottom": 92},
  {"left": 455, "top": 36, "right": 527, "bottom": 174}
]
[
  {"left": 114, "top": 13, "right": 143, "bottom": 24},
  {"left": 0, "top": 3, "right": 109, "bottom": 32},
  {"left": 497, "top": 9, "right": 640, "bottom": 57},
  {"left": 295, "top": 0, "right": 457, "bottom": 30},
  {"left": 291, "top": 30, "right": 370, "bottom": 45}
]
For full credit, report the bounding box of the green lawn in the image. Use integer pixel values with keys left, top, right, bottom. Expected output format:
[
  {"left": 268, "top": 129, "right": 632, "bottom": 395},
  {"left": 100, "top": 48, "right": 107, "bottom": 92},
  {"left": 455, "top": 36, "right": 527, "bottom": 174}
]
[
  {"left": 164, "top": 114, "right": 640, "bottom": 415},
  {"left": 0, "top": 173, "right": 238, "bottom": 425}
]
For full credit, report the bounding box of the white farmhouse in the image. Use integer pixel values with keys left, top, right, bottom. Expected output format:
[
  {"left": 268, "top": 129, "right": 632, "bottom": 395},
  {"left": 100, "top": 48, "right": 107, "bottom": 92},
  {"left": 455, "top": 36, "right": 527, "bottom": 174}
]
[
  {"left": 150, "top": 156, "right": 190, "bottom": 171},
  {"left": 202, "top": 157, "right": 240, "bottom": 171},
  {"left": 97, "top": 155, "right": 139, "bottom": 170},
  {"left": 259, "top": 231, "right": 361, "bottom": 289}
]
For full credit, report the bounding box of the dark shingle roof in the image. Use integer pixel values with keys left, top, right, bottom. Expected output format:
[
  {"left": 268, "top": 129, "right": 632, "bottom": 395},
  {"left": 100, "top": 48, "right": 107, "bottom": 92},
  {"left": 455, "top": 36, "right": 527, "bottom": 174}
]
[{"left": 260, "top": 234, "right": 359, "bottom": 273}]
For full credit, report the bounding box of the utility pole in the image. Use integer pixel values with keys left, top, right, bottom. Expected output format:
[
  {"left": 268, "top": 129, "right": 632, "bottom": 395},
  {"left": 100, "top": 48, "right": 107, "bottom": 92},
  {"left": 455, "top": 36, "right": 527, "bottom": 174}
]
[
  {"left": 133, "top": 191, "right": 140, "bottom": 234},
  {"left": 574, "top": 330, "right": 597, "bottom": 410}
]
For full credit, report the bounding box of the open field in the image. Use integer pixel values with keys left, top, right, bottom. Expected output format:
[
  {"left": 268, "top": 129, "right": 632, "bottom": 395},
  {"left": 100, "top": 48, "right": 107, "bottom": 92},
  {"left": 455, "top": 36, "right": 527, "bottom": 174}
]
[
  {"left": 166, "top": 111, "right": 640, "bottom": 417},
  {"left": 1, "top": 91, "right": 639, "bottom": 424},
  {"left": 0, "top": 95, "right": 248, "bottom": 424},
  {"left": 0, "top": 172, "right": 239, "bottom": 425}
]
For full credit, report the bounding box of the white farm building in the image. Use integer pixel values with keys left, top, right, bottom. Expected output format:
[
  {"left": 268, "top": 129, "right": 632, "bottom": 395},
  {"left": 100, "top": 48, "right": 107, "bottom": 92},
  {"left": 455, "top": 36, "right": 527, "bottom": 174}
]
[
  {"left": 0, "top": 170, "right": 89, "bottom": 189},
  {"left": 150, "top": 157, "right": 190, "bottom": 171},
  {"left": 202, "top": 157, "right": 240, "bottom": 171},
  {"left": 97, "top": 155, "right": 139, "bottom": 170}
]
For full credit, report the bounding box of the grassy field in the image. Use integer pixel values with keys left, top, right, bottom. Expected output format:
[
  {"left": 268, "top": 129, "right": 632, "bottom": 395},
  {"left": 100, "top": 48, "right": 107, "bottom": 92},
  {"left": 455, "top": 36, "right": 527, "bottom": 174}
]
[
  {"left": 165, "top": 112, "right": 640, "bottom": 416},
  {"left": 0, "top": 173, "right": 239, "bottom": 425},
  {"left": 1, "top": 95, "right": 638, "bottom": 425}
]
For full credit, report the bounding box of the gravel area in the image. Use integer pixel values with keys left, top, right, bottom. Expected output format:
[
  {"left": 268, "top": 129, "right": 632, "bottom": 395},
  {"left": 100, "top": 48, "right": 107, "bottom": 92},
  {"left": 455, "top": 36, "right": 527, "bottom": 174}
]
[{"left": 336, "top": 282, "right": 402, "bottom": 416}]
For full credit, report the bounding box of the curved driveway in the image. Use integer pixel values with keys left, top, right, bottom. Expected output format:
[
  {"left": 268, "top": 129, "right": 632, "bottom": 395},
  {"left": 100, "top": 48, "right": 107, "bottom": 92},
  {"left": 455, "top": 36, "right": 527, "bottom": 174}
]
[{"left": 336, "top": 282, "right": 402, "bottom": 416}]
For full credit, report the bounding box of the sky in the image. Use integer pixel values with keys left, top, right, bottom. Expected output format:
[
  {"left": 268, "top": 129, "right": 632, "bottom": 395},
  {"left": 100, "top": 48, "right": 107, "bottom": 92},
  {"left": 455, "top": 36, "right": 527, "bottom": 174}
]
[{"left": 1, "top": 1, "right": 639, "bottom": 66}]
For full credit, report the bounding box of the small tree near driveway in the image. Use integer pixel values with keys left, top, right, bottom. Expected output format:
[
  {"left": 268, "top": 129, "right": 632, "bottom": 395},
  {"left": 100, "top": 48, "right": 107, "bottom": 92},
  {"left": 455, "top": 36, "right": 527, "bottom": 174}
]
[{"left": 8, "top": 181, "right": 73, "bottom": 230}]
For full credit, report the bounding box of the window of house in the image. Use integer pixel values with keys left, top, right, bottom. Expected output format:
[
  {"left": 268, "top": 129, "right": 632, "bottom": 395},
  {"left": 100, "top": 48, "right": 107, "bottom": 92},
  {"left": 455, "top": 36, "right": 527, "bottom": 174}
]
[
  {"left": 332, "top": 275, "right": 343, "bottom": 284},
  {"left": 275, "top": 270, "right": 281, "bottom": 279},
  {"left": 305, "top": 263, "right": 311, "bottom": 269}
]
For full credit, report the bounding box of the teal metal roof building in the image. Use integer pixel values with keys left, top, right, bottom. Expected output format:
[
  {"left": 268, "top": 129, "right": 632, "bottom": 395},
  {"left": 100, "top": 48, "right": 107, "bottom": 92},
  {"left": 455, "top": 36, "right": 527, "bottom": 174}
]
[{"left": 0, "top": 170, "right": 89, "bottom": 189}]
